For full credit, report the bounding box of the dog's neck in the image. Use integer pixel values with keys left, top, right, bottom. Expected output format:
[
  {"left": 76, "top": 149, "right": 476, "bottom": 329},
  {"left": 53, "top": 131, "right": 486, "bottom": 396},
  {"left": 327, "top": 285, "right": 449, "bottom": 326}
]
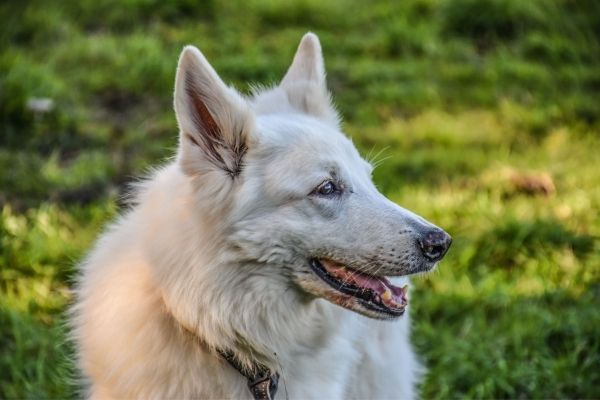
[
  {"left": 159, "top": 273, "right": 342, "bottom": 364},
  {"left": 162, "top": 293, "right": 281, "bottom": 400}
]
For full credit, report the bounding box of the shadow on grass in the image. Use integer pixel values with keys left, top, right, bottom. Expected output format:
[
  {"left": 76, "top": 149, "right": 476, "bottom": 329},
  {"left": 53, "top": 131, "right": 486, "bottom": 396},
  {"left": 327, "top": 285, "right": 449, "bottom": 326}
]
[{"left": 470, "top": 218, "right": 597, "bottom": 270}]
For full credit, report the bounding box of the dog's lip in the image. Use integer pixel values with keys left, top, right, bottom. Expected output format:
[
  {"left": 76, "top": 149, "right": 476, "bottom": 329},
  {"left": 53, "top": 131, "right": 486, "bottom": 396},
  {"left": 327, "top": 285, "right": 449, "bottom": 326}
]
[{"left": 309, "top": 258, "right": 408, "bottom": 315}]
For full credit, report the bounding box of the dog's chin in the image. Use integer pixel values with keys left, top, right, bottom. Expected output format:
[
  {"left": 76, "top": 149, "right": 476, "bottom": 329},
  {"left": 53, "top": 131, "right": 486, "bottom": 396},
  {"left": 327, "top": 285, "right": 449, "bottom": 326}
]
[{"left": 296, "top": 259, "right": 420, "bottom": 320}]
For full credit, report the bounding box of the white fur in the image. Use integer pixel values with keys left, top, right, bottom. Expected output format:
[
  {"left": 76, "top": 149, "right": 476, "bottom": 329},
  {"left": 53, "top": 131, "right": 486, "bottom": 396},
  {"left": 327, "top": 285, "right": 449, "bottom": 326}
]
[{"left": 72, "top": 33, "right": 434, "bottom": 399}]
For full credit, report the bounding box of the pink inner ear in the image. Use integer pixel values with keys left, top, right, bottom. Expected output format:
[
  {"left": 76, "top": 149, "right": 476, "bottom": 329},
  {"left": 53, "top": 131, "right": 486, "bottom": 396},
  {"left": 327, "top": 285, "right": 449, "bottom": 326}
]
[
  {"left": 182, "top": 71, "right": 247, "bottom": 178},
  {"left": 184, "top": 72, "right": 227, "bottom": 168}
]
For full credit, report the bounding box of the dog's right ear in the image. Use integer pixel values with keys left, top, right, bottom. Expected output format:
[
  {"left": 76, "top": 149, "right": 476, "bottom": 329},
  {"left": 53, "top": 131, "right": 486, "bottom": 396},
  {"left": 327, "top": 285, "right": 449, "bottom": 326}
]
[{"left": 174, "top": 46, "right": 254, "bottom": 178}]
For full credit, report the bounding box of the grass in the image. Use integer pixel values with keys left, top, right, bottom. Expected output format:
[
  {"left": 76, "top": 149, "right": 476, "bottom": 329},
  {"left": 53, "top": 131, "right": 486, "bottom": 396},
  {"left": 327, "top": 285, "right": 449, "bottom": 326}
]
[{"left": 1, "top": 0, "right": 599, "bottom": 398}]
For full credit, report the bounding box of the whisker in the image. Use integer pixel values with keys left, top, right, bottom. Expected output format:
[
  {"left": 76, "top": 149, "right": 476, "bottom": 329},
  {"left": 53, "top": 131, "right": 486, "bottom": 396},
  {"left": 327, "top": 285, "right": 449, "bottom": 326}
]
[{"left": 366, "top": 147, "right": 390, "bottom": 170}]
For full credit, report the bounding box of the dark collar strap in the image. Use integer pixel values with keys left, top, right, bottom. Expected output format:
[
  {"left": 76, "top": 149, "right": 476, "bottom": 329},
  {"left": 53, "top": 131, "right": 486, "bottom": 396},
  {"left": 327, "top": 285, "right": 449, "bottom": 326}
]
[{"left": 218, "top": 348, "right": 279, "bottom": 400}]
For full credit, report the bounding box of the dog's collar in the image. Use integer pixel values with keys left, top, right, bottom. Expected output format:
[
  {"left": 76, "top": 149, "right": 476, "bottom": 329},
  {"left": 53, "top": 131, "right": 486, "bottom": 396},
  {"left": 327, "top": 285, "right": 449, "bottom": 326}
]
[{"left": 217, "top": 348, "right": 280, "bottom": 400}]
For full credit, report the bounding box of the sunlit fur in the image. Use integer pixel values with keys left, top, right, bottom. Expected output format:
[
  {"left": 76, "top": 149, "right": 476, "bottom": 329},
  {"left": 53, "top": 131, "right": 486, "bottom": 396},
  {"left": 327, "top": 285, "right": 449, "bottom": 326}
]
[{"left": 72, "top": 33, "right": 443, "bottom": 399}]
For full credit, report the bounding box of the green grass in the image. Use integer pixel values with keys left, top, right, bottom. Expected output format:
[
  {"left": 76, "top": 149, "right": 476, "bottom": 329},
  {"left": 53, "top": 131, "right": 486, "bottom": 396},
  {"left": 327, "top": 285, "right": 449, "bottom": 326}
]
[{"left": 1, "top": 0, "right": 599, "bottom": 398}]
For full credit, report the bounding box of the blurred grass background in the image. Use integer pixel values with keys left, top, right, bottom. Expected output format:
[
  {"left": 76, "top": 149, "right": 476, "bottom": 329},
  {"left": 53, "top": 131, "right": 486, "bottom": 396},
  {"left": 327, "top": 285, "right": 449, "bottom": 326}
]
[{"left": 1, "top": 0, "right": 599, "bottom": 398}]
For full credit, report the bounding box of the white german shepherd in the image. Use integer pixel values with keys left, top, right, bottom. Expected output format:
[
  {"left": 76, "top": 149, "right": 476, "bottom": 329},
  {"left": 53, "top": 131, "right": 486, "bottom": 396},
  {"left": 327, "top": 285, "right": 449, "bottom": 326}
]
[{"left": 72, "top": 33, "right": 451, "bottom": 399}]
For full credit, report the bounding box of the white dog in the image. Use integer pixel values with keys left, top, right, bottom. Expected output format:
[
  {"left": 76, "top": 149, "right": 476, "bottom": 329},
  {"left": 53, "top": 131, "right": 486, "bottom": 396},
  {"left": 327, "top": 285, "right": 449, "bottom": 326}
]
[{"left": 72, "top": 33, "right": 451, "bottom": 399}]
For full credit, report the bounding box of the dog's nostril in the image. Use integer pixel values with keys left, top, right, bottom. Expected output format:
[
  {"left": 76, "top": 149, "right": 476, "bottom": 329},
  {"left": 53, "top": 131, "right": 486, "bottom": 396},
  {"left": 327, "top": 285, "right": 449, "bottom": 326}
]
[{"left": 419, "top": 229, "right": 452, "bottom": 261}]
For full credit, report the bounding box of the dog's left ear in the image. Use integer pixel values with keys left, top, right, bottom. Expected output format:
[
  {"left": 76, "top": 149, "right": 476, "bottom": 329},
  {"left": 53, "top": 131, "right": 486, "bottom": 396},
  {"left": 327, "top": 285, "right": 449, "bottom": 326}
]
[
  {"left": 174, "top": 46, "right": 254, "bottom": 178},
  {"left": 280, "top": 33, "right": 339, "bottom": 126}
]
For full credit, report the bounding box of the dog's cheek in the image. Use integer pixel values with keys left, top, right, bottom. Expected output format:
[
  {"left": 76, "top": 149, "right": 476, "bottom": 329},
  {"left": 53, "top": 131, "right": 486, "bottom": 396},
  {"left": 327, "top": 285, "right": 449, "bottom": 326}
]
[{"left": 228, "top": 223, "right": 295, "bottom": 265}]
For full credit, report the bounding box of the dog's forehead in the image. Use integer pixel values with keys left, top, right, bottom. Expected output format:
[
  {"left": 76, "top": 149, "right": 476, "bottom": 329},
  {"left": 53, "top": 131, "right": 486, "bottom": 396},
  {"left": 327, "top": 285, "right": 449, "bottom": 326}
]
[
  {"left": 256, "top": 114, "right": 367, "bottom": 170},
  {"left": 246, "top": 114, "right": 373, "bottom": 199}
]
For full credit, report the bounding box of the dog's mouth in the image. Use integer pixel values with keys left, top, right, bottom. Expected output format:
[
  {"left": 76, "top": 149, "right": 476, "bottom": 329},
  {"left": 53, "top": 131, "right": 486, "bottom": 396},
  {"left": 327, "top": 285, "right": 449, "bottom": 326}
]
[{"left": 309, "top": 258, "right": 408, "bottom": 319}]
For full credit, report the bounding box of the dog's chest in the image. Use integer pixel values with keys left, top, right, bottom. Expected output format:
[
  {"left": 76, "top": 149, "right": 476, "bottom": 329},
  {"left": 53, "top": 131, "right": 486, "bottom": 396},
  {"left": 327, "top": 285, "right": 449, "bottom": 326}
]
[{"left": 270, "top": 315, "right": 366, "bottom": 398}]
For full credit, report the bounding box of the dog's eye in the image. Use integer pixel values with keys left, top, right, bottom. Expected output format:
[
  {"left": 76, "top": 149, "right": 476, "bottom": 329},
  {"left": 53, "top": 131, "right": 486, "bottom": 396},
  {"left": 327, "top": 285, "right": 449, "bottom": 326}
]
[{"left": 315, "top": 180, "right": 338, "bottom": 196}]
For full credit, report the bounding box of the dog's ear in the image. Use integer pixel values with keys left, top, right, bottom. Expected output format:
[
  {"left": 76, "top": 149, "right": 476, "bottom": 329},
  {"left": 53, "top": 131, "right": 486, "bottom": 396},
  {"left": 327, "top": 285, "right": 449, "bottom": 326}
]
[
  {"left": 280, "top": 33, "right": 339, "bottom": 126},
  {"left": 174, "top": 46, "right": 254, "bottom": 178}
]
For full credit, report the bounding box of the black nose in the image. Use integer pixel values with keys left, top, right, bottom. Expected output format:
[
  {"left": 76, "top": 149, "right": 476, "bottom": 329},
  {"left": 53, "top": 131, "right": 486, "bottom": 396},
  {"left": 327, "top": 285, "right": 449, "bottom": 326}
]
[{"left": 419, "top": 229, "right": 452, "bottom": 261}]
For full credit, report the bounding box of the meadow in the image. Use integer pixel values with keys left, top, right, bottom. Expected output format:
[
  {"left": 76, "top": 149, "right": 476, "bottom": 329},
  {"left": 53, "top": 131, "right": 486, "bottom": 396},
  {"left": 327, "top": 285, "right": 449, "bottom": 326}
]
[{"left": 1, "top": 0, "right": 599, "bottom": 398}]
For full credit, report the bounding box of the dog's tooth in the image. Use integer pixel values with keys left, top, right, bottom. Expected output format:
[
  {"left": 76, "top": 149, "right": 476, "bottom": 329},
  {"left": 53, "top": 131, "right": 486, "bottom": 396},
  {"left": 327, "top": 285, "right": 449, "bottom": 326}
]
[{"left": 382, "top": 288, "right": 392, "bottom": 302}]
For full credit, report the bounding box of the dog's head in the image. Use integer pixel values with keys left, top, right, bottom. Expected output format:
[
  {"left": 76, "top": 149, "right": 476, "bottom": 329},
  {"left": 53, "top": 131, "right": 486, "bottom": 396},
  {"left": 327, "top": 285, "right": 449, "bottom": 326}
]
[{"left": 173, "top": 33, "right": 451, "bottom": 320}]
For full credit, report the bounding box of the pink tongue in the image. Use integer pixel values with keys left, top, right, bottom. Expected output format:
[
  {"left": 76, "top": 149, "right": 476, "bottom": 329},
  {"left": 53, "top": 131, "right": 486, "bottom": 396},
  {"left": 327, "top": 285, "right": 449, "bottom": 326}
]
[{"left": 322, "top": 261, "right": 407, "bottom": 308}]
